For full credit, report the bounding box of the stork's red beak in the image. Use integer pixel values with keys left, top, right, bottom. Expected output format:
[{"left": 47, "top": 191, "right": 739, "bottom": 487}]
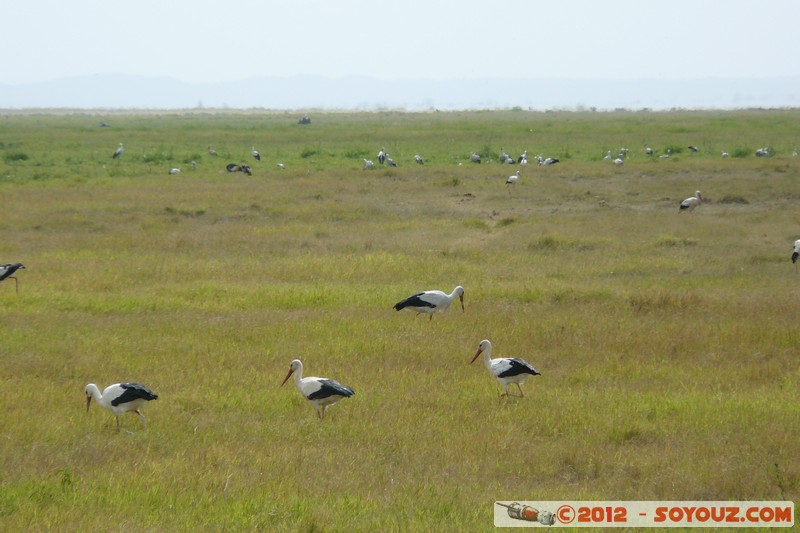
[
  {"left": 281, "top": 368, "right": 294, "bottom": 386},
  {"left": 459, "top": 294, "right": 465, "bottom": 312},
  {"left": 470, "top": 347, "right": 483, "bottom": 364},
  {"left": 86, "top": 396, "right": 92, "bottom": 412}
]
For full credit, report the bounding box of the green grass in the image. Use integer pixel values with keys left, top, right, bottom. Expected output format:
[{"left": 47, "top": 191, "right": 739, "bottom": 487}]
[{"left": 0, "top": 109, "right": 799, "bottom": 530}]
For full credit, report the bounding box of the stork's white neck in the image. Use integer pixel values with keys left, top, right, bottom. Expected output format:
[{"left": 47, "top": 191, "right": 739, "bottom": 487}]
[{"left": 86, "top": 383, "right": 110, "bottom": 408}]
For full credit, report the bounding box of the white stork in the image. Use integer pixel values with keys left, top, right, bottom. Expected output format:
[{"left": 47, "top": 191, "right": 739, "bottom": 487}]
[
  {"left": 276, "top": 163, "right": 285, "bottom": 170},
  {"left": 603, "top": 150, "right": 613, "bottom": 161},
  {"left": 470, "top": 152, "right": 481, "bottom": 164},
  {"left": 169, "top": 167, "right": 182, "bottom": 175},
  {"left": 688, "top": 145, "right": 699, "bottom": 153},
  {"left": 251, "top": 147, "right": 261, "bottom": 161},
  {"left": 506, "top": 170, "right": 521, "bottom": 187},
  {"left": 0, "top": 263, "right": 25, "bottom": 294},
  {"left": 679, "top": 190, "right": 703, "bottom": 212},
  {"left": 207, "top": 146, "right": 218, "bottom": 156},
  {"left": 645, "top": 145, "right": 654, "bottom": 156},
  {"left": 112, "top": 143, "right": 124, "bottom": 159},
  {"left": 613, "top": 157, "right": 624, "bottom": 166},
  {"left": 378, "top": 147, "right": 386, "bottom": 165},
  {"left": 470, "top": 339, "right": 540, "bottom": 397},
  {"left": 281, "top": 359, "right": 354, "bottom": 419},
  {"left": 414, "top": 154, "right": 424, "bottom": 165},
  {"left": 792, "top": 239, "right": 800, "bottom": 271},
  {"left": 85, "top": 382, "right": 158, "bottom": 431},
  {"left": 393, "top": 286, "right": 464, "bottom": 320},
  {"left": 363, "top": 158, "right": 374, "bottom": 170}
]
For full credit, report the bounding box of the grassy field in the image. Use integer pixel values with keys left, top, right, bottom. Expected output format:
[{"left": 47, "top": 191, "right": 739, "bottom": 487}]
[{"left": 0, "top": 109, "right": 798, "bottom": 531}]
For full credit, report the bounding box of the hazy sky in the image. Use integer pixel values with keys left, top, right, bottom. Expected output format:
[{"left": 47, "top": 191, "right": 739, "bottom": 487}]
[{"left": 3, "top": 0, "right": 799, "bottom": 85}]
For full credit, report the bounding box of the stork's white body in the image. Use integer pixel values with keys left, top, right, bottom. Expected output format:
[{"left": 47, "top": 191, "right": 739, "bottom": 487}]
[
  {"left": 679, "top": 190, "right": 703, "bottom": 212},
  {"left": 506, "top": 170, "right": 520, "bottom": 186},
  {"left": 792, "top": 239, "right": 800, "bottom": 270},
  {"left": 393, "top": 286, "right": 465, "bottom": 320},
  {"left": 85, "top": 382, "right": 158, "bottom": 431},
  {"left": 470, "top": 340, "right": 540, "bottom": 397},
  {"left": 281, "top": 359, "right": 354, "bottom": 419},
  {"left": 112, "top": 143, "right": 124, "bottom": 159},
  {"left": 252, "top": 147, "right": 261, "bottom": 161}
]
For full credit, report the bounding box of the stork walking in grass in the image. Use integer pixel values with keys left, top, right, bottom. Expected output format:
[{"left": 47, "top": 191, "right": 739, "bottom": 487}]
[
  {"left": 506, "top": 170, "right": 520, "bottom": 190},
  {"left": 281, "top": 359, "right": 354, "bottom": 419},
  {"left": 0, "top": 263, "right": 25, "bottom": 294},
  {"left": 251, "top": 147, "right": 261, "bottom": 161},
  {"left": 393, "top": 286, "right": 464, "bottom": 320},
  {"left": 112, "top": 143, "right": 124, "bottom": 159},
  {"left": 85, "top": 382, "right": 158, "bottom": 432},
  {"left": 679, "top": 190, "right": 703, "bottom": 212},
  {"left": 470, "top": 339, "right": 540, "bottom": 398},
  {"left": 792, "top": 239, "right": 800, "bottom": 271}
]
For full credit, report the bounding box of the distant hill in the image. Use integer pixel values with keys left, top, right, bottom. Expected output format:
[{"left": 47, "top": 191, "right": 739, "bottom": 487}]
[{"left": 1, "top": 74, "right": 799, "bottom": 111}]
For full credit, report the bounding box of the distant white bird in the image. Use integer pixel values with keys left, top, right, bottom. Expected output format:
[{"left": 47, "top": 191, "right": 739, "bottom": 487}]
[
  {"left": 645, "top": 145, "right": 654, "bottom": 156},
  {"left": 169, "top": 167, "right": 182, "bottom": 175},
  {"left": 112, "top": 143, "right": 124, "bottom": 159},
  {"left": 378, "top": 147, "right": 386, "bottom": 165},
  {"left": 613, "top": 158, "right": 624, "bottom": 166},
  {"left": 793, "top": 150, "right": 798, "bottom": 158},
  {"left": 0, "top": 263, "right": 25, "bottom": 294},
  {"left": 386, "top": 155, "right": 397, "bottom": 167},
  {"left": 281, "top": 359, "right": 354, "bottom": 419},
  {"left": 470, "top": 339, "right": 540, "bottom": 397},
  {"left": 393, "top": 286, "right": 465, "bottom": 320},
  {"left": 517, "top": 150, "right": 529, "bottom": 163},
  {"left": 251, "top": 147, "right": 261, "bottom": 161},
  {"left": 470, "top": 152, "right": 481, "bottom": 164},
  {"left": 506, "top": 170, "right": 521, "bottom": 187},
  {"left": 688, "top": 145, "right": 699, "bottom": 153},
  {"left": 190, "top": 161, "right": 197, "bottom": 169},
  {"left": 415, "top": 154, "right": 424, "bottom": 165},
  {"left": 679, "top": 190, "right": 703, "bottom": 212},
  {"left": 85, "top": 382, "right": 158, "bottom": 432},
  {"left": 603, "top": 150, "right": 613, "bottom": 161},
  {"left": 539, "top": 157, "right": 559, "bottom": 166},
  {"left": 207, "top": 146, "right": 218, "bottom": 156},
  {"left": 792, "top": 239, "right": 800, "bottom": 271},
  {"left": 756, "top": 147, "right": 770, "bottom": 157},
  {"left": 276, "top": 163, "right": 285, "bottom": 169},
  {"left": 363, "top": 158, "right": 374, "bottom": 170},
  {"left": 721, "top": 151, "right": 729, "bottom": 158}
]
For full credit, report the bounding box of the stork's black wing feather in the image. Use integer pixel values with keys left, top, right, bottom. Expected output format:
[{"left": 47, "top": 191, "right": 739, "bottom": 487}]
[
  {"left": 393, "top": 292, "right": 434, "bottom": 311},
  {"left": 497, "top": 358, "right": 540, "bottom": 378},
  {"left": 111, "top": 383, "right": 159, "bottom": 406},
  {"left": 307, "top": 379, "right": 354, "bottom": 400}
]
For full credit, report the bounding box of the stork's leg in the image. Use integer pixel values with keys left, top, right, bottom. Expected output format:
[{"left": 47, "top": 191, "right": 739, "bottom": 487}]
[
  {"left": 516, "top": 383, "right": 525, "bottom": 397},
  {"left": 10, "top": 276, "right": 18, "bottom": 294},
  {"left": 135, "top": 409, "right": 147, "bottom": 430}
]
